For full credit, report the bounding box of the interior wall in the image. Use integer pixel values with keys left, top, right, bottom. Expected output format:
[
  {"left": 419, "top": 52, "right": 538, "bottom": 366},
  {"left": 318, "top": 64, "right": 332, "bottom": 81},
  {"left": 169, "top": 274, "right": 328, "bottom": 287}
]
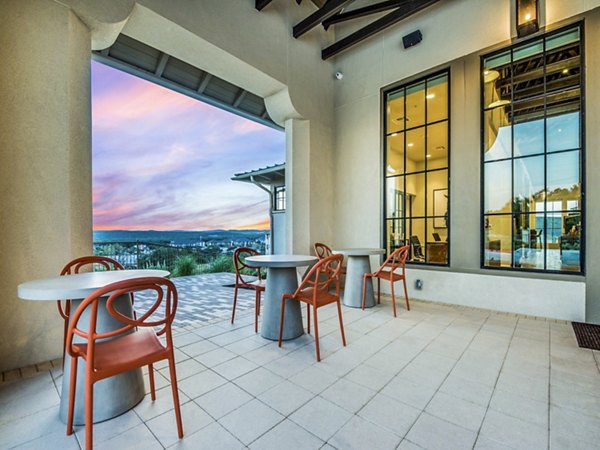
[{"left": 333, "top": 0, "right": 599, "bottom": 320}]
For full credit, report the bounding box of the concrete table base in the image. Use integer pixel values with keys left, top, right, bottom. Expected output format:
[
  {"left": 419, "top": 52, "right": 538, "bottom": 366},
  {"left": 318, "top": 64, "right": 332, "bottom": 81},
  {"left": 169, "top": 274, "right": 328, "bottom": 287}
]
[
  {"left": 343, "top": 255, "right": 375, "bottom": 308},
  {"left": 59, "top": 295, "right": 145, "bottom": 425},
  {"left": 261, "top": 267, "right": 304, "bottom": 340}
]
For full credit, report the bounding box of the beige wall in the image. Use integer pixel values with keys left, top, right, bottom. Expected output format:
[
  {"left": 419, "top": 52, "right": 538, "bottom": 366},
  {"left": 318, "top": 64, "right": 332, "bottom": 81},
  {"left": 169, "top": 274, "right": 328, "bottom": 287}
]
[{"left": 333, "top": 0, "right": 600, "bottom": 320}]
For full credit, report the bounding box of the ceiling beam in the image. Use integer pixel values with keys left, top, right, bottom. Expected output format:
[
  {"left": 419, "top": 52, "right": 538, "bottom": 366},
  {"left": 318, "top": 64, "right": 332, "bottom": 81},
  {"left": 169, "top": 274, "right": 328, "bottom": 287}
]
[
  {"left": 323, "top": 0, "right": 407, "bottom": 30},
  {"left": 321, "top": 0, "right": 442, "bottom": 60},
  {"left": 255, "top": 0, "right": 273, "bottom": 11},
  {"left": 293, "top": 0, "right": 354, "bottom": 39},
  {"left": 154, "top": 52, "right": 170, "bottom": 77}
]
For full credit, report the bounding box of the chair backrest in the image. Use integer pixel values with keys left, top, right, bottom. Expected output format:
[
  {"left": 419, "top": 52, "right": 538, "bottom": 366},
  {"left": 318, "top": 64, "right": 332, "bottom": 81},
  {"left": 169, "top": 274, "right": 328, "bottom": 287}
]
[
  {"left": 66, "top": 277, "right": 177, "bottom": 360},
  {"left": 409, "top": 236, "right": 424, "bottom": 258},
  {"left": 233, "top": 247, "right": 262, "bottom": 286},
  {"left": 314, "top": 242, "right": 333, "bottom": 260},
  {"left": 61, "top": 256, "right": 124, "bottom": 275},
  {"left": 292, "top": 254, "right": 343, "bottom": 301},
  {"left": 374, "top": 245, "right": 409, "bottom": 276}
]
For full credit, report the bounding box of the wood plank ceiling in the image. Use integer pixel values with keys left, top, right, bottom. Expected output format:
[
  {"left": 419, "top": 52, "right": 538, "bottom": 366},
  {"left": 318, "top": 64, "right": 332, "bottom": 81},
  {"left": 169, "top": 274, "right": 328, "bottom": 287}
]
[{"left": 256, "top": 0, "right": 443, "bottom": 60}]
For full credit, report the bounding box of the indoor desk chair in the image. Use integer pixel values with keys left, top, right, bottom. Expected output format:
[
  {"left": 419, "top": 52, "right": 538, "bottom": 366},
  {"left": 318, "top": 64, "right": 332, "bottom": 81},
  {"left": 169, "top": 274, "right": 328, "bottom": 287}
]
[
  {"left": 232, "top": 247, "right": 266, "bottom": 333},
  {"left": 58, "top": 256, "right": 125, "bottom": 359},
  {"left": 278, "top": 254, "right": 345, "bottom": 362},
  {"left": 65, "top": 277, "right": 183, "bottom": 450},
  {"left": 362, "top": 245, "right": 410, "bottom": 317}
]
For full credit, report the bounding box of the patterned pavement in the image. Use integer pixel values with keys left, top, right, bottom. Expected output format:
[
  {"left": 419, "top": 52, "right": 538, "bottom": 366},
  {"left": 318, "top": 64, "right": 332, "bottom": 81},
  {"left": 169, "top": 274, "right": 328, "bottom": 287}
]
[{"left": 134, "top": 273, "right": 256, "bottom": 328}]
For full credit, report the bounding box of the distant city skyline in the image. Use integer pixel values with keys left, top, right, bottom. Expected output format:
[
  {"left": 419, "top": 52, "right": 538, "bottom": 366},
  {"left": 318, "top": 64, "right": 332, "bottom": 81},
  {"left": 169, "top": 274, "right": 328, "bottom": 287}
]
[{"left": 92, "top": 61, "right": 284, "bottom": 231}]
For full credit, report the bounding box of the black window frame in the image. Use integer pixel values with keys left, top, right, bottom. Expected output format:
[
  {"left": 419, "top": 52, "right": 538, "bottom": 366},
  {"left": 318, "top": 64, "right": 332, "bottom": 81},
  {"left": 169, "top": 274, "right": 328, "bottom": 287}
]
[
  {"left": 274, "top": 185, "right": 286, "bottom": 211},
  {"left": 479, "top": 21, "right": 585, "bottom": 275},
  {"left": 382, "top": 68, "right": 451, "bottom": 266}
]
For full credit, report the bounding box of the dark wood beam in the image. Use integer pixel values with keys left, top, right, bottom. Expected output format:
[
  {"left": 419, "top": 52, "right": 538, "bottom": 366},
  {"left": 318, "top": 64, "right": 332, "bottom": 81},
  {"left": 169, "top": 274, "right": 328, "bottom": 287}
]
[
  {"left": 255, "top": 0, "right": 273, "bottom": 11},
  {"left": 322, "top": 0, "right": 442, "bottom": 60},
  {"left": 323, "top": 0, "right": 408, "bottom": 30},
  {"left": 293, "top": 0, "right": 354, "bottom": 39}
]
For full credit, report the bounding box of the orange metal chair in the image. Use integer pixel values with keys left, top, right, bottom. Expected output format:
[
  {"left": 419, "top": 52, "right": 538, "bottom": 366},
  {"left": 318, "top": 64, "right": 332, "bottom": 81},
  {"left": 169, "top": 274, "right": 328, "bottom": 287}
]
[
  {"left": 278, "top": 254, "right": 346, "bottom": 362},
  {"left": 65, "top": 277, "right": 183, "bottom": 450},
  {"left": 314, "top": 242, "right": 346, "bottom": 275},
  {"left": 231, "top": 247, "right": 266, "bottom": 333},
  {"left": 362, "top": 245, "right": 410, "bottom": 317},
  {"left": 57, "top": 256, "right": 125, "bottom": 359}
]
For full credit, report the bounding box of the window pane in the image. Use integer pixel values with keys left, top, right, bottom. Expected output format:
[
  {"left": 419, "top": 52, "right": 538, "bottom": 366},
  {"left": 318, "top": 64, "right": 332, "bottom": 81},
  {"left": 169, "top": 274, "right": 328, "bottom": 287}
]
[
  {"left": 514, "top": 117, "right": 544, "bottom": 157},
  {"left": 427, "top": 215, "right": 448, "bottom": 264},
  {"left": 386, "top": 219, "right": 404, "bottom": 255},
  {"left": 484, "top": 160, "right": 512, "bottom": 214},
  {"left": 547, "top": 150, "right": 580, "bottom": 209},
  {"left": 385, "top": 176, "right": 404, "bottom": 219},
  {"left": 405, "top": 82, "right": 425, "bottom": 129},
  {"left": 387, "top": 89, "right": 404, "bottom": 134},
  {"left": 513, "top": 39, "right": 543, "bottom": 63},
  {"left": 426, "top": 74, "right": 448, "bottom": 123},
  {"left": 427, "top": 122, "right": 448, "bottom": 169},
  {"left": 484, "top": 107, "right": 512, "bottom": 161},
  {"left": 406, "top": 173, "right": 425, "bottom": 218},
  {"left": 386, "top": 132, "right": 404, "bottom": 175},
  {"left": 407, "top": 218, "right": 426, "bottom": 263},
  {"left": 547, "top": 212, "right": 581, "bottom": 272},
  {"left": 406, "top": 128, "right": 425, "bottom": 172},
  {"left": 514, "top": 155, "right": 544, "bottom": 213},
  {"left": 484, "top": 215, "right": 512, "bottom": 267},
  {"left": 546, "top": 89, "right": 580, "bottom": 121},
  {"left": 546, "top": 28, "right": 580, "bottom": 51},
  {"left": 514, "top": 213, "right": 544, "bottom": 270},
  {"left": 427, "top": 171, "right": 448, "bottom": 218},
  {"left": 547, "top": 111, "right": 580, "bottom": 152}
]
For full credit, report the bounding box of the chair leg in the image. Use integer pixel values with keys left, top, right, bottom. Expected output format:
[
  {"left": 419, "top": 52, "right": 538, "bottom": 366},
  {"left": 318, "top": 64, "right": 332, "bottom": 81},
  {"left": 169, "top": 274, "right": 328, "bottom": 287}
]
[
  {"left": 84, "top": 370, "right": 94, "bottom": 450},
  {"left": 377, "top": 278, "right": 381, "bottom": 304},
  {"left": 231, "top": 286, "right": 239, "bottom": 324},
  {"left": 336, "top": 300, "right": 346, "bottom": 347},
  {"left": 403, "top": 277, "right": 410, "bottom": 311},
  {"left": 306, "top": 304, "right": 311, "bottom": 334},
  {"left": 254, "top": 290, "right": 260, "bottom": 333},
  {"left": 148, "top": 363, "right": 156, "bottom": 401},
  {"left": 361, "top": 274, "right": 369, "bottom": 310},
  {"left": 390, "top": 280, "right": 397, "bottom": 318},
  {"left": 168, "top": 353, "right": 184, "bottom": 439},
  {"left": 313, "top": 306, "right": 321, "bottom": 362},
  {"left": 278, "top": 298, "right": 286, "bottom": 348},
  {"left": 62, "top": 302, "right": 70, "bottom": 362},
  {"left": 66, "top": 356, "right": 77, "bottom": 435}
]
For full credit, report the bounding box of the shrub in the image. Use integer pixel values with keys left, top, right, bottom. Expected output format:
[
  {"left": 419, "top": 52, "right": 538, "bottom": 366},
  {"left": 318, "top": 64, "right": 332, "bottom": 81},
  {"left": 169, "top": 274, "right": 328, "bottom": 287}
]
[{"left": 173, "top": 255, "right": 197, "bottom": 277}]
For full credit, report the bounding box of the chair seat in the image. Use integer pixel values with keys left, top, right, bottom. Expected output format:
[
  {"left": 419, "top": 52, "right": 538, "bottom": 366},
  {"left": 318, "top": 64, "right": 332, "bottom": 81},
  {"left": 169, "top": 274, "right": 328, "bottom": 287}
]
[
  {"left": 295, "top": 288, "right": 339, "bottom": 307},
  {"left": 73, "top": 328, "right": 167, "bottom": 374},
  {"left": 371, "top": 270, "right": 404, "bottom": 282},
  {"left": 238, "top": 279, "right": 266, "bottom": 291}
]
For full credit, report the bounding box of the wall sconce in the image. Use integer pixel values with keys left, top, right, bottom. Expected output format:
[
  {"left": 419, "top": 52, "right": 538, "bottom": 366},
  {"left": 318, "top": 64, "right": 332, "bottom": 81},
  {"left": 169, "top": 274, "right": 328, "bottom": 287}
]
[{"left": 516, "top": 0, "right": 539, "bottom": 38}]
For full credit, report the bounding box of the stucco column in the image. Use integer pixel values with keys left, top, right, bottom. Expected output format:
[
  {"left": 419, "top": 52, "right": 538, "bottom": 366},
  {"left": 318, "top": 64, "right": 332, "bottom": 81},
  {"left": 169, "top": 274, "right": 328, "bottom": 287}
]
[{"left": 0, "top": 0, "right": 93, "bottom": 371}]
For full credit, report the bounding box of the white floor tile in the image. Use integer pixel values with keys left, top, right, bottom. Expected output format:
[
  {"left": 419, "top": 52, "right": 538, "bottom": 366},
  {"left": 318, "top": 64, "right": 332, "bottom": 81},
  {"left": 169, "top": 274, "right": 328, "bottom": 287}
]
[
  {"left": 329, "top": 415, "right": 402, "bottom": 450},
  {"left": 406, "top": 413, "right": 477, "bottom": 450},
  {"left": 219, "top": 399, "right": 283, "bottom": 445},
  {"left": 358, "top": 393, "right": 420, "bottom": 437},
  {"left": 249, "top": 418, "right": 323, "bottom": 450},
  {"left": 258, "top": 380, "right": 314, "bottom": 416},
  {"left": 196, "top": 382, "right": 253, "bottom": 419},
  {"left": 289, "top": 396, "right": 352, "bottom": 441}
]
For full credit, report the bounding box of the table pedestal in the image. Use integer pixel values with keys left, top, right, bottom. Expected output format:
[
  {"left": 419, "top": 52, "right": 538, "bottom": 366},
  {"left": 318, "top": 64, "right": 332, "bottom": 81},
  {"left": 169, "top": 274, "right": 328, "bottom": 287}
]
[
  {"left": 261, "top": 267, "right": 304, "bottom": 340},
  {"left": 59, "top": 295, "right": 145, "bottom": 425},
  {"left": 343, "top": 256, "right": 375, "bottom": 308}
]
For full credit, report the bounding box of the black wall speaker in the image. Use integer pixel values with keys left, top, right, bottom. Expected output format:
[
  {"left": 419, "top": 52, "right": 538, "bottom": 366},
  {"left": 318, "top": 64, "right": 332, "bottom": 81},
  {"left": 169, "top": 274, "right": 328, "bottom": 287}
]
[{"left": 402, "top": 30, "right": 423, "bottom": 49}]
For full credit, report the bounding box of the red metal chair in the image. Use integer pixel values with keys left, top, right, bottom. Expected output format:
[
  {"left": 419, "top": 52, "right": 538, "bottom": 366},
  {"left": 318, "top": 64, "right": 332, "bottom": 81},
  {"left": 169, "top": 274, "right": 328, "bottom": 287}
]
[
  {"left": 362, "top": 245, "right": 410, "bottom": 317},
  {"left": 231, "top": 247, "right": 266, "bottom": 333},
  {"left": 314, "top": 242, "right": 346, "bottom": 275},
  {"left": 65, "top": 277, "right": 183, "bottom": 450},
  {"left": 57, "top": 256, "right": 125, "bottom": 359},
  {"left": 278, "top": 254, "right": 345, "bottom": 362}
]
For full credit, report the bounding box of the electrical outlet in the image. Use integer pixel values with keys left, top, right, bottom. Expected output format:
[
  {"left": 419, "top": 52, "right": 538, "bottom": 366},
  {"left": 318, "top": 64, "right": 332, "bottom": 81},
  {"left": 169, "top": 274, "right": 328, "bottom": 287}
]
[{"left": 415, "top": 279, "right": 423, "bottom": 290}]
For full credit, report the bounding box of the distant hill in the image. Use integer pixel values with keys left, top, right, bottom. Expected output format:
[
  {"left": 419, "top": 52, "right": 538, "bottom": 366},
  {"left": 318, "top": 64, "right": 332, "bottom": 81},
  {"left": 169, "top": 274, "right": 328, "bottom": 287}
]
[{"left": 93, "top": 229, "right": 266, "bottom": 245}]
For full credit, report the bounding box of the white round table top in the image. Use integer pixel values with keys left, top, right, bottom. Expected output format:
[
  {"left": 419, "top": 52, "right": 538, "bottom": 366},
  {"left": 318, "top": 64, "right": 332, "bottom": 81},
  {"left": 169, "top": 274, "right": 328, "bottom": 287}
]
[
  {"left": 333, "top": 248, "right": 385, "bottom": 256},
  {"left": 17, "top": 269, "right": 170, "bottom": 301},
  {"left": 245, "top": 254, "right": 317, "bottom": 268}
]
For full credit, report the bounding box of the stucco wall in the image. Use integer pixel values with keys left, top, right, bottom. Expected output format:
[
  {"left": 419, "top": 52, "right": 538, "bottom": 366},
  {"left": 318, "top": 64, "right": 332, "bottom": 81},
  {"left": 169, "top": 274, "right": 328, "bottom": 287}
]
[{"left": 332, "top": 0, "right": 600, "bottom": 321}]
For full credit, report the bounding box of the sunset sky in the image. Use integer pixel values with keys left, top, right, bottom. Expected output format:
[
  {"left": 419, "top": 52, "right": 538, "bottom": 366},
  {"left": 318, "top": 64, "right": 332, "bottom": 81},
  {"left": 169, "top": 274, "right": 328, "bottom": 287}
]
[{"left": 92, "top": 61, "right": 284, "bottom": 231}]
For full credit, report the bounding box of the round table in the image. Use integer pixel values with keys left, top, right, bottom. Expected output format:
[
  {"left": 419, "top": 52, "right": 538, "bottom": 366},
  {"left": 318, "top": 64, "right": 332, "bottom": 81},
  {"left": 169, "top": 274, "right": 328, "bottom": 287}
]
[
  {"left": 245, "top": 255, "right": 317, "bottom": 341},
  {"left": 333, "top": 248, "right": 385, "bottom": 308},
  {"left": 18, "top": 269, "right": 169, "bottom": 425}
]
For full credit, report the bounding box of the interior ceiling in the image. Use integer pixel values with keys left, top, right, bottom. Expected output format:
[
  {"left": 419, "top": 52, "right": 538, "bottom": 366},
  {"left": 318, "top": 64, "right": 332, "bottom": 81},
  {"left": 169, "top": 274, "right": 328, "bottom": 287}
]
[
  {"left": 92, "top": 34, "right": 281, "bottom": 130},
  {"left": 255, "top": 0, "right": 444, "bottom": 60}
]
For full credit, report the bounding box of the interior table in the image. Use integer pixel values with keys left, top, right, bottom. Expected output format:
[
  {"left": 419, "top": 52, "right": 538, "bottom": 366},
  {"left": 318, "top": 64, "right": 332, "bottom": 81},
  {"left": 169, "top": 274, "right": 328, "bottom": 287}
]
[
  {"left": 245, "top": 254, "right": 317, "bottom": 340},
  {"left": 17, "top": 269, "right": 169, "bottom": 425},
  {"left": 333, "top": 248, "right": 385, "bottom": 308}
]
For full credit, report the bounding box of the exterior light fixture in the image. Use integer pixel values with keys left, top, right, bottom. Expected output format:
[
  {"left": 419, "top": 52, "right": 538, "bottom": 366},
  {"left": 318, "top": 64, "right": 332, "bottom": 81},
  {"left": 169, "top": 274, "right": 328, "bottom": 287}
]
[{"left": 516, "top": 0, "right": 539, "bottom": 38}]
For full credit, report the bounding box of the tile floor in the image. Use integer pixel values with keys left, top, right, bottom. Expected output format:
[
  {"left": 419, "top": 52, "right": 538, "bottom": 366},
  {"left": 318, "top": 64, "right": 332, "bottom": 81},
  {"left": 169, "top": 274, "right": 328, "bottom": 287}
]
[{"left": 1, "top": 297, "right": 600, "bottom": 449}]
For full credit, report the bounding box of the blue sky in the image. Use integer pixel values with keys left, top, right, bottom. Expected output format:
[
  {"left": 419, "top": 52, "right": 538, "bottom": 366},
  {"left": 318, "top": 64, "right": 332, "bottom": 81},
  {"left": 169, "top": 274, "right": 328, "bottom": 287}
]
[{"left": 92, "top": 61, "right": 284, "bottom": 230}]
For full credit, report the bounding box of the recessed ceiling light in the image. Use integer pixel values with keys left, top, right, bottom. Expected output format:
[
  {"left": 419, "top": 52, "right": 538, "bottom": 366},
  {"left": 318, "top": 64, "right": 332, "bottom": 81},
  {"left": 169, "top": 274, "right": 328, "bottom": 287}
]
[
  {"left": 387, "top": 165, "right": 396, "bottom": 174},
  {"left": 426, "top": 93, "right": 435, "bottom": 99},
  {"left": 391, "top": 132, "right": 398, "bottom": 137},
  {"left": 562, "top": 68, "right": 569, "bottom": 75},
  {"left": 407, "top": 143, "right": 414, "bottom": 147},
  {"left": 426, "top": 154, "right": 431, "bottom": 158}
]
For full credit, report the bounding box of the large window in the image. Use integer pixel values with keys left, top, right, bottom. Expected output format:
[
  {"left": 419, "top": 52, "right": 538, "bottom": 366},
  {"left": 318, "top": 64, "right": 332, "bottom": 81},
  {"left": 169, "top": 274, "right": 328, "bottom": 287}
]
[
  {"left": 481, "top": 24, "right": 583, "bottom": 273},
  {"left": 383, "top": 71, "right": 450, "bottom": 265}
]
